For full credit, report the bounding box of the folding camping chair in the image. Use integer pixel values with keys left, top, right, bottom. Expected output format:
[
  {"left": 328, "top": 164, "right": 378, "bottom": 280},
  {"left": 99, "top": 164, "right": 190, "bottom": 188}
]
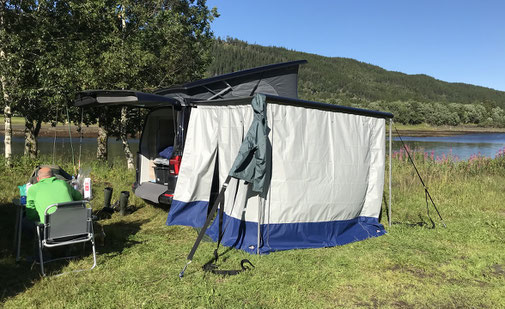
[{"left": 36, "top": 201, "right": 97, "bottom": 276}]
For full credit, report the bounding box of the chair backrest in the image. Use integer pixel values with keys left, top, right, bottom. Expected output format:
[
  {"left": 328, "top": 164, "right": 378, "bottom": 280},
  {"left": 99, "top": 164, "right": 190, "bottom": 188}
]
[{"left": 44, "top": 201, "right": 92, "bottom": 241}]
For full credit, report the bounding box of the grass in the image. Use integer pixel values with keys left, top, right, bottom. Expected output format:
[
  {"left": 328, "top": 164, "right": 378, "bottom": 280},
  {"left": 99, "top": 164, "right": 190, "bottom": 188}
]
[
  {"left": 1, "top": 116, "right": 99, "bottom": 128},
  {"left": 1, "top": 116, "right": 25, "bottom": 125},
  {"left": 1, "top": 154, "right": 505, "bottom": 308}
]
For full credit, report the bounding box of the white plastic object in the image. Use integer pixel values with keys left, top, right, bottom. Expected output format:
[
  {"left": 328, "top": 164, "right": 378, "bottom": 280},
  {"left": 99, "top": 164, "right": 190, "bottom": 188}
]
[{"left": 83, "top": 178, "right": 92, "bottom": 199}]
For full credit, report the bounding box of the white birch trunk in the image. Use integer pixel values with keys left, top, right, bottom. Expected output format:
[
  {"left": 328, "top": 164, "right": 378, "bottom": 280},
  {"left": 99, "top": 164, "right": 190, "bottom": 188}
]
[
  {"left": 97, "top": 123, "right": 108, "bottom": 161},
  {"left": 118, "top": 8, "right": 134, "bottom": 169},
  {"left": 120, "top": 107, "right": 135, "bottom": 170},
  {"left": 3, "top": 103, "right": 12, "bottom": 165},
  {"left": 1, "top": 61, "right": 12, "bottom": 165},
  {"left": 1, "top": 5, "right": 12, "bottom": 166}
]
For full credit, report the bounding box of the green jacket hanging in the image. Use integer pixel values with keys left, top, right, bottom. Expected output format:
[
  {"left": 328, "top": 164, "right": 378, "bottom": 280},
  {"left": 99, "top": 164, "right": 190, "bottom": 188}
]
[{"left": 229, "top": 94, "right": 271, "bottom": 195}]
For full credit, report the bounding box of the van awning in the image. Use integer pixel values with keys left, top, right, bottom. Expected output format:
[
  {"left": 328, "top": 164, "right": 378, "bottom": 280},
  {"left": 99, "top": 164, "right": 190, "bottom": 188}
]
[{"left": 75, "top": 90, "right": 180, "bottom": 108}]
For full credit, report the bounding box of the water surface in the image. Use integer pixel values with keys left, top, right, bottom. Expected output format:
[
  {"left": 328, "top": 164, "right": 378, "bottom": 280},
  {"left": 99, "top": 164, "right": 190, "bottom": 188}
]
[
  {"left": 392, "top": 133, "right": 505, "bottom": 160},
  {"left": 0, "top": 136, "right": 139, "bottom": 163},
  {"left": 1, "top": 133, "right": 504, "bottom": 162}
]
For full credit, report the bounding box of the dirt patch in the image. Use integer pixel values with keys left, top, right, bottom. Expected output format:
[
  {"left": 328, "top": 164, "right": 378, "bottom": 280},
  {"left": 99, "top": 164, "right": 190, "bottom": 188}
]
[
  {"left": 474, "top": 279, "right": 490, "bottom": 287},
  {"left": 389, "top": 264, "right": 429, "bottom": 279},
  {"left": 392, "top": 300, "right": 414, "bottom": 309},
  {"left": 491, "top": 264, "right": 505, "bottom": 276},
  {"left": 353, "top": 297, "right": 382, "bottom": 309},
  {"left": 446, "top": 277, "right": 489, "bottom": 288}
]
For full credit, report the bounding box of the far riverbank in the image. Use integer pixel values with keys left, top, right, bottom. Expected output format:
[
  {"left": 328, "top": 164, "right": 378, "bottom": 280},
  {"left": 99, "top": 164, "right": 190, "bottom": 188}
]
[
  {"left": 2, "top": 117, "right": 505, "bottom": 138},
  {"left": 391, "top": 124, "right": 505, "bottom": 137}
]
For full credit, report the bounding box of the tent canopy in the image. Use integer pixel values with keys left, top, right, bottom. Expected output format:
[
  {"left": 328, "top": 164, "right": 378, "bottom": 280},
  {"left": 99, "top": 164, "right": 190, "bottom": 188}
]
[{"left": 156, "top": 60, "right": 307, "bottom": 101}]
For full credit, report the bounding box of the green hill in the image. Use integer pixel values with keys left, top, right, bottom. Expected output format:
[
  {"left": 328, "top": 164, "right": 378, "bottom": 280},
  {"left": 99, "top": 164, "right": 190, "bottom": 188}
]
[{"left": 207, "top": 38, "right": 505, "bottom": 108}]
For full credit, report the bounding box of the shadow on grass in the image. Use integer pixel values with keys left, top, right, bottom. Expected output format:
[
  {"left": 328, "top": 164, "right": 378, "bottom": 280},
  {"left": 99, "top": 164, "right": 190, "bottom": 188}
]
[
  {"left": 0, "top": 201, "right": 148, "bottom": 302},
  {"left": 382, "top": 195, "right": 439, "bottom": 229},
  {"left": 143, "top": 200, "right": 171, "bottom": 212},
  {"left": 96, "top": 219, "right": 149, "bottom": 257},
  {"left": 0, "top": 201, "right": 43, "bottom": 302},
  {"left": 391, "top": 214, "right": 436, "bottom": 228}
]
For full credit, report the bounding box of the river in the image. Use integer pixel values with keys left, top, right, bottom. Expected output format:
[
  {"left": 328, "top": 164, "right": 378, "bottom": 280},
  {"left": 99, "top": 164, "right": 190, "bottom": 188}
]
[
  {"left": 1, "top": 133, "right": 504, "bottom": 162},
  {"left": 0, "top": 136, "right": 139, "bottom": 162},
  {"left": 392, "top": 133, "right": 505, "bottom": 160}
]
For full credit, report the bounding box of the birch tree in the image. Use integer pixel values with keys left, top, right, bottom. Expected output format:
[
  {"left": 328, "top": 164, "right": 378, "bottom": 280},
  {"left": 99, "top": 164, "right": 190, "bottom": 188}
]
[
  {"left": 81, "top": 0, "right": 218, "bottom": 168},
  {"left": 0, "top": 0, "right": 33, "bottom": 163},
  {"left": 1, "top": 0, "right": 79, "bottom": 159},
  {"left": 0, "top": 48, "right": 12, "bottom": 166},
  {"left": 0, "top": 0, "right": 13, "bottom": 165},
  {"left": 1, "top": 0, "right": 218, "bottom": 166}
]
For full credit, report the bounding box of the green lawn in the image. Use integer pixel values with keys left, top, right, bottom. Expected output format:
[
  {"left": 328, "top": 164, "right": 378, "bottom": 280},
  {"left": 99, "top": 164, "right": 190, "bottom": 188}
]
[
  {"left": 1, "top": 116, "right": 99, "bottom": 128},
  {"left": 1, "top": 155, "right": 505, "bottom": 308},
  {"left": 1, "top": 116, "right": 25, "bottom": 125}
]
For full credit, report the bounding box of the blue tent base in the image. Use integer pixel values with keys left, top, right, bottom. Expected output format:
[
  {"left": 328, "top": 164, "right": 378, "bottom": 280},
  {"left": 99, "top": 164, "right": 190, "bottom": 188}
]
[
  {"left": 166, "top": 200, "right": 208, "bottom": 227},
  {"left": 206, "top": 213, "right": 386, "bottom": 254}
]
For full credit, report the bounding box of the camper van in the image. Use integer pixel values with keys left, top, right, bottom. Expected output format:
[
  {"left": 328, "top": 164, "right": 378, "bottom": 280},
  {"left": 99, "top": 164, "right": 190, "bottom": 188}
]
[{"left": 76, "top": 60, "right": 309, "bottom": 206}]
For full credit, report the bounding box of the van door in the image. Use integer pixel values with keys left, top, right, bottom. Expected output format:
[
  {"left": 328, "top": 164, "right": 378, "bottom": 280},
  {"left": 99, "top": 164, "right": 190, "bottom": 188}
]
[
  {"left": 75, "top": 90, "right": 180, "bottom": 108},
  {"left": 75, "top": 90, "right": 183, "bottom": 205}
]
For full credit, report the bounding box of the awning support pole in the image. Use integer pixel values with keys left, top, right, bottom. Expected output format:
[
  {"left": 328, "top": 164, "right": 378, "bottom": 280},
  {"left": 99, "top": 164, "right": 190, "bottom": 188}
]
[
  {"left": 257, "top": 196, "right": 262, "bottom": 255},
  {"left": 389, "top": 119, "right": 392, "bottom": 227},
  {"left": 179, "top": 176, "right": 231, "bottom": 278},
  {"left": 208, "top": 81, "right": 233, "bottom": 100}
]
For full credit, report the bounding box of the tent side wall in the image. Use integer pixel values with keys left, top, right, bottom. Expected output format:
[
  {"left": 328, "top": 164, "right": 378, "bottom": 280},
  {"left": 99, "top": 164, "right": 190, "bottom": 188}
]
[
  {"left": 206, "top": 101, "right": 386, "bottom": 253},
  {"left": 167, "top": 97, "right": 387, "bottom": 253}
]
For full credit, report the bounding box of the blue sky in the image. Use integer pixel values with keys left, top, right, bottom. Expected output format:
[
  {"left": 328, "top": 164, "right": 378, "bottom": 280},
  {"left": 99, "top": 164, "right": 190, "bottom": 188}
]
[{"left": 206, "top": 0, "right": 505, "bottom": 91}]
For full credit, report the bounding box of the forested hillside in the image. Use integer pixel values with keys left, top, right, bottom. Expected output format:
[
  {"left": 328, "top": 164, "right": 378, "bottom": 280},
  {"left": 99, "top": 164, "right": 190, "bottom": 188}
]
[{"left": 207, "top": 38, "right": 505, "bottom": 126}]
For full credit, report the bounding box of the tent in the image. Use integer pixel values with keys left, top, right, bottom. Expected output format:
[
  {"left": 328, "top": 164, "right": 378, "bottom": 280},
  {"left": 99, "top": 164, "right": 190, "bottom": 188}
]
[
  {"left": 75, "top": 60, "right": 394, "bottom": 254},
  {"left": 167, "top": 93, "right": 392, "bottom": 254}
]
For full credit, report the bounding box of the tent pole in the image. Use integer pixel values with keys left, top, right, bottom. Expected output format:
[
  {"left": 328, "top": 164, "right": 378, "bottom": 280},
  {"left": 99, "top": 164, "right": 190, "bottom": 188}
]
[
  {"left": 257, "top": 196, "right": 261, "bottom": 255},
  {"left": 388, "top": 119, "right": 393, "bottom": 227}
]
